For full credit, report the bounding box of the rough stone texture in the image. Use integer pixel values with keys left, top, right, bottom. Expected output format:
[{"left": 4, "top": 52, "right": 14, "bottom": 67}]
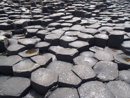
[
  {"left": 46, "top": 87, "right": 79, "bottom": 98},
  {"left": 119, "top": 70, "right": 130, "bottom": 84},
  {"left": 49, "top": 46, "right": 78, "bottom": 62},
  {"left": 58, "top": 70, "right": 81, "bottom": 87},
  {"left": 31, "top": 54, "right": 52, "bottom": 67},
  {"left": 107, "top": 81, "right": 130, "bottom": 98},
  {"left": 13, "top": 59, "right": 40, "bottom": 77},
  {"left": 78, "top": 81, "right": 115, "bottom": 98},
  {"left": 0, "top": 77, "right": 30, "bottom": 98},
  {"left": 31, "top": 68, "right": 58, "bottom": 95},
  {"left": 94, "top": 50, "right": 113, "bottom": 61},
  {"left": 72, "top": 65, "right": 96, "bottom": 81},
  {"left": 73, "top": 55, "right": 98, "bottom": 67},
  {"left": 0, "top": 55, "right": 22, "bottom": 74},
  {"left": 94, "top": 61, "right": 118, "bottom": 81}
]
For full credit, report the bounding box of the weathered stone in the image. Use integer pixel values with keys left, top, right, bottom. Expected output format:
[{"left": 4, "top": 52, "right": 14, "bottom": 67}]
[{"left": 31, "top": 68, "right": 58, "bottom": 95}]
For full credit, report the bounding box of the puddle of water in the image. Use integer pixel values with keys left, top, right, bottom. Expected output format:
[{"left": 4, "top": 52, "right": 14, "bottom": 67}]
[
  {"left": 124, "top": 58, "right": 130, "bottom": 62},
  {"left": 25, "top": 49, "right": 36, "bottom": 54}
]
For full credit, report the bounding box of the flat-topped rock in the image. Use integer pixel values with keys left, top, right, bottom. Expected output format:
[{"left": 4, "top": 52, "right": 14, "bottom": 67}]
[
  {"left": 44, "top": 34, "right": 61, "bottom": 45},
  {"left": 107, "top": 81, "right": 130, "bottom": 98},
  {"left": 72, "top": 65, "right": 96, "bottom": 81},
  {"left": 31, "top": 54, "right": 52, "bottom": 67},
  {"left": 108, "top": 30, "right": 125, "bottom": 48},
  {"left": 73, "top": 55, "right": 98, "bottom": 67},
  {"left": 0, "top": 77, "right": 30, "bottom": 98},
  {"left": 46, "top": 87, "right": 79, "bottom": 98},
  {"left": 114, "top": 53, "right": 130, "bottom": 70},
  {"left": 69, "top": 40, "right": 89, "bottom": 52},
  {"left": 31, "top": 68, "right": 58, "bottom": 95},
  {"left": 58, "top": 70, "right": 81, "bottom": 87},
  {"left": 94, "top": 33, "right": 108, "bottom": 48},
  {"left": 119, "top": 70, "right": 130, "bottom": 84},
  {"left": 94, "top": 61, "right": 118, "bottom": 81},
  {"left": 121, "top": 41, "right": 130, "bottom": 54},
  {"left": 78, "top": 81, "right": 115, "bottom": 98},
  {"left": 35, "top": 42, "right": 50, "bottom": 53},
  {"left": 13, "top": 59, "right": 40, "bottom": 77},
  {"left": 7, "top": 44, "right": 25, "bottom": 55},
  {"left": 60, "top": 36, "right": 78, "bottom": 47},
  {"left": 18, "top": 38, "right": 37, "bottom": 49},
  {"left": 49, "top": 46, "right": 78, "bottom": 62},
  {"left": 80, "top": 51, "right": 94, "bottom": 57},
  {"left": 0, "top": 55, "right": 22, "bottom": 74},
  {"left": 94, "top": 50, "right": 113, "bottom": 61}
]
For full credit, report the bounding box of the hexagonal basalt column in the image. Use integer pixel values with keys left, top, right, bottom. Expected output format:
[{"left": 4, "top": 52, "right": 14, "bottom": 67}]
[{"left": 31, "top": 68, "right": 58, "bottom": 95}]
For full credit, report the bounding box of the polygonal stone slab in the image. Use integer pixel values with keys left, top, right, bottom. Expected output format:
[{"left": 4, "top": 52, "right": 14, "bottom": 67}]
[
  {"left": 47, "top": 60, "right": 73, "bottom": 74},
  {"left": 80, "top": 51, "right": 94, "bottom": 57},
  {"left": 0, "top": 55, "right": 22, "bottom": 74},
  {"left": 31, "top": 68, "right": 58, "bottom": 95},
  {"left": 44, "top": 34, "right": 61, "bottom": 46},
  {"left": 94, "top": 34, "right": 108, "bottom": 48},
  {"left": 18, "top": 49, "right": 39, "bottom": 58},
  {"left": 78, "top": 81, "right": 115, "bottom": 98},
  {"left": 0, "top": 76, "right": 11, "bottom": 91},
  {"left": 60, "top": 36, "right": 78, "bottom": 48},
  {"left": 49, "top": 46, "right": 78, "bottom": 62},
  {"left": 121, "top": 41, "right": 130, "bottom": 55},
  {"left": 35, "top": 42, "right": 50, "bottom": 53},
  {"left": 58, "top": 70, "right": 81, "bottom": 87},
  {"left": 7, "top": 44, "right": 25, "bottom": 55},
  {"left": 119, "top": 70, "right": 130, "bottom": 84},
  {"left": 69, "top": 41, "right": 89, "bottom": 53},
  {"left": 89, "top": 46, "right": 104, "bottom": 53},
  {"left": 94, "top": 61, "right": 118, "bottom": 81},
  {"left": 36, "top": 30, "right": 50, "bottom": 40},
  {"left": 78, "top": 33, "right": 95, "bottom": 46},
  {"left": 64, "top": 31, "right": 81, "bottom": 37},
  {"left": 94, "top": 50, "right": 113, "bottom": 61},
  {"left": 72, "top": 65, "right": 96, "bottom": 81},
  {"left": 13, "top": 59, "right": 40, "bottom": 78},
  {"left": 31, "top": 54, "right": 52, "bottom": 67},
  {"left": 0, "top": 77, "right": 30, "bottom": 98},
  {"left": 18, "top": 38, "right": 37, "bottom": 49},
  {"left": 46, "top": 87, "right": 79, "bottom": 98},
  {"left": 107, "top": 81, "right": 130, "bottom": 98},
  {"left": 108, "top": 30, "right": 126, "bottom": 48},
  {"left": 73, "top": 55, "right": 98, "bottom": 67},
  {"left": 104, "top": 47, "right": 123, "bottom": 55},
  {"left": 114, "top": 53, "right": 130, "bottom": 70}
]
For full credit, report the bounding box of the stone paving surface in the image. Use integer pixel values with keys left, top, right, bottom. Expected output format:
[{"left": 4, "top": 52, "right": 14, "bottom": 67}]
[{"left": 0, "top": 0, "right": 130, "bottom": 97}]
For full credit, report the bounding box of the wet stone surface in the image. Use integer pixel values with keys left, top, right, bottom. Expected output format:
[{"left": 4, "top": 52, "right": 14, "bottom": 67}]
[{"left": 0, "top": 0, "right": 130, "bottom": 97}]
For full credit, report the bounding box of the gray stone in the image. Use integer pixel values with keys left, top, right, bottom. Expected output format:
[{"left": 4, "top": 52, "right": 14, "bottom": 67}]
[
  {"left": 73, "top": 55, "right": 98, "bottom": 67},
  {"left": 31, "top": 54, "right": 52, "bottom": 67},
  {"left": 94, "top": 50, "right": 113, "bottom": 61},
  {"left": 94, "top": 61, "right": 118, "bottom": 81},
  {"left": 78, "top": 81, "right": 115, "bottom": 98},
  {"left": 72, "top": 65, "right": 96, "bottom": 81},
  {"left": 46, "top": 87, "right": 79, "bottom": 98},
  {"left": 13, "top": 59, "right": 40, "bottom": 78},
  {"left": 0, "top": 55, "right": 22, "bottom": 74},
  {"left": 0, "top": 77, "right": 30, "bottom": 98},
  {"left": 119, "top": 70, "right": 130, "bottom": 84},
  {"left": 31, "top": 68, "right": 58, "bottom": 95},
  {"left": 107, "top": 81, "right": 130, "bottom": 98}
]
